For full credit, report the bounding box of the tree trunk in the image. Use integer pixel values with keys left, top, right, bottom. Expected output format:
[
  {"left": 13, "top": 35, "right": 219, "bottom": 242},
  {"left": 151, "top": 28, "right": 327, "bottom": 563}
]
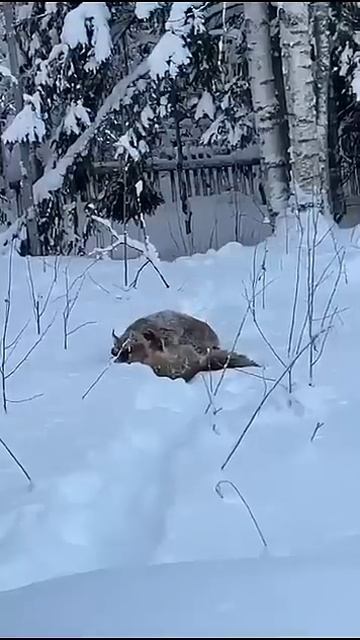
[
  {"left": 328, "top": 76, "right": 346, "bottom": 222},
  {"left": 279, "top": 2, "right": 321, "bottom": 208},
  {"left": 244, "top": 1, "right": 289, "bottom": 219},
  {"left": 326, "top": 4, "right": 346, "bottom": 221},
  {"left": 3, "top": 2, "right": 40, "bottom": 255},
  {"left": 313, "top": 2, "right": 332, "bottom": 212},
  {"left": 171, "top": 84, "right": 193, "bottom": 246}
]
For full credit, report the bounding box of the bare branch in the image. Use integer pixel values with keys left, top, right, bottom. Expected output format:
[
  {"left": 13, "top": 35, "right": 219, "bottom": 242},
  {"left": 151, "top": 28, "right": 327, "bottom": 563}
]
[
  {"left": 287, "top": 214, "right": 304, "bottom": 358},
  {"left": 201, "top": 374, "right": 222, "bottom": 434},
  {"left": 62, "top": 267, "right": 88, "bottom": 350},
  {"left": 204, "top": 278, "right": 276, "bottom": 415},
  {"left": 5, "top": 320, "right": 30, "bottom": 352},
  {"left": 221, "top": 331, "right": 326, "bottom": 471},
  {"left": 0, "top": 436, "right": 32, "bottom": 486},
  {"left": 244, "top": 282, "right": 286, "bottom": 368},
  {"left": 8, "top": 393, "right": 44, "bottom": 404},
  {"left": 1, "top": 240, "right": 14, "bottom": 412},
  {"left": 310, "top": 421, "right": 325, "bottom": 443},
  {"left": 82, "top": 361, "right": 113, "bottom": 400},
  {"left": 67, "top": 320, "right": 97, "bottom": 337},
  {"left": 6, "top": 313, "right": 57, "bottom": 380},
  {"left": 215, "top": 480, "right": 268, "bottom": 550},
  {"left": 90, "top": 217, "right": 170, "bottom": 289},
  {"left": 87, "top": 274, "right": 111, "bottom": 295}
]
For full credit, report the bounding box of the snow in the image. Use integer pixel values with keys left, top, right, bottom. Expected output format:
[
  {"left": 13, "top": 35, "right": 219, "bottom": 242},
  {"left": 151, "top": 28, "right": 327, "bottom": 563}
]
[
  {"left": 147, "top": 1, "right": 195, "bottom": 79},
  {"left": 135, "top": 2, "right": 162, "bottom": 20},
  {"left": 2, "top": 553, "right": 360, "bottom": 637},
  {"left": 16, "top": 3, "right": 34, "bottom": 22},
  {"left": 114, "top": 130, "right": 140, "bottom": 161},
  {"left": 339, "top": 42, "right": 353, "bottom": 77},
  {"left": 165, "top": 2, "right": 195, "bottom": 35},
  {"left": 61, "top": 2, "right": 111, "bottom": 64},
  {"left": 0, "top": 63, "right": 17, "bottom": 85},
  {"left": 63, "top": 101, "right": 91, "bottom": 136},
  {"left": 1, "top": 217, "right": 360, "bottom": 635},
  {"left": 140, "top": 104, "right": 155, "bottom": 128},
  {"left": 195, "top": 90, "right": 215, "bottom": 121},
  {"left": 352, "top": 52, "right": 360, "bottom": 101},
  {"left": 45, "top": 2, "right": 57, "bottom": 13},
  {"left": 48, "top": 42, "right": 68, "bottom": 64},
  {"left": 148, "top": 31, "right": 191, "bottom": 79},
  {"left": 2, "top": 92, "right": 45, "bottom": 145},
  {"left": 32, "top": 1, "right": 196, "bottom": 200},
  {"left": 91, "top": 215, "right": 160, "bottom": 263}
]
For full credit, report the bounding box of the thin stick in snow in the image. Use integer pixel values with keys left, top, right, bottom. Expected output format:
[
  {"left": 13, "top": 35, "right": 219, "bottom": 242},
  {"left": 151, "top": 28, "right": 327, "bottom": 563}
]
[
  {"left": 90, "top": 216, "right": 170, "bottom": 289},
  {"left": 1, "top": 240, "right": 14, "bottom": 413},
  {"left": 123, "top": 164, "right": 129, "bottom": 287},
  {"left": 312, "top": 306, "right": 338, "bottom": 367},
  {"left": 7, "top": 393, "right": 44, "bottom": 404},
  {"left": 62, "top": 267, "right": 90, "bottom": 350},
  {"left": 307, "top": 205, "right": 319, "bottom": 386},
  {"left": 26, "top": 256, "right": 59, "bottom": 335},
  {"left": 215, "top": 480, "right": 268, "bottom": 550},
  {"left": 0, "top": 436, "right": 32, "bottom": 487},
  {"left": 67, "top": 321, "right": 97, "bottom": 338},
  {"left": 87, "top": 274, "right": 111, "bottom": 295},
  {"left": 261, "top": 243, "right": 268, "bottom": 311},
  {"left": 201, "top": 374, "right": 222, "bottom": 434},
  {"left": 1, "top": 244, "right": 56, "bottom": 412},
  {"left": 310, "top": 421, "right": 325, "bottom": 443},
  {"left": 204, "top": 278, "right": 276, "bottom": 415},
  {"left": 294, "top": 250, "right": 338, "bottom": 357},
  {"left": 5, "top": 312, "right": 57, "bottom": 380},
  {"left": 221, "top": 331, "right": 326, "bottom": 471},
  {"left": 244, "top": 282, "right": 286, "bottom": 369},
  {"left": 82, "top": 361, "right": 113, "bottom": 400},
  {"left": 287, "top": 211, "right": 304, "bottom": 360},
  {"left": 5, "top": 320, "right": 30, "bottom": 358}
]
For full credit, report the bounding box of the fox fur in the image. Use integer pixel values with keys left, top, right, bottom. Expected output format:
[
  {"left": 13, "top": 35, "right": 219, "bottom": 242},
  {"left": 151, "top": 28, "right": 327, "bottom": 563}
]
[{"left": 111, "top": 310, "right": 258, "bottom": 382}]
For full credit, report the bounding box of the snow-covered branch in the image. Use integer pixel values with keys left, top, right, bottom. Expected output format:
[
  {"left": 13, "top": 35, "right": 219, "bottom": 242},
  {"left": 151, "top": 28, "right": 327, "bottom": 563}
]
[
  {"left": 61, "top": 2, "right": 112, "bottom": 64},
  {"left": 33, "top": 58, "right": 149, "bottom": 203},
  {"left": 89, "top": 216, "right": 169, "bottom": 290},
  {"left": 2, "top": 91, "right": 45, "bottom": 145},
  {"left": 33, "top": 2, "right": 204, "bottom": 203}
]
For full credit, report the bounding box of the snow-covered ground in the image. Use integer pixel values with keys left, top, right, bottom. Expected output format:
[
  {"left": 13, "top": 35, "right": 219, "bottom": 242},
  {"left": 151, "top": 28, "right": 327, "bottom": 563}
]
[
  {"left": 0, "top": 214, "right": 360, "bottom": 636},
  {"left": 2, "top": 552, "right": 360, "bottom": 637}
]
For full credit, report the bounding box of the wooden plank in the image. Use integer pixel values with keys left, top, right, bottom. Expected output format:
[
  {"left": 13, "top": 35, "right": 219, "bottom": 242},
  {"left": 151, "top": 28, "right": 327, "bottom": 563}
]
[{"left": 93, "top": 151, "right": 261, "bottom": 174}]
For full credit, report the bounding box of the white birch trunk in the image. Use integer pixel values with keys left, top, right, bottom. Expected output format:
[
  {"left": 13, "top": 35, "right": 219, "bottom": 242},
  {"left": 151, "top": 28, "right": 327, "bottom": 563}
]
[
  {"left": 244, "top": 2, "right": 289, "bottom": 218},
  {"left": 279, "top": 2, "right": 320, "bottom": 208}
]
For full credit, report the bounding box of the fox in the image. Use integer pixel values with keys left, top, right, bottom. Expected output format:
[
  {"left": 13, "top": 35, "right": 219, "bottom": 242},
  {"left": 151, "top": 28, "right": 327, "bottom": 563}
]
[{"left": 111, "top": 310, "right": 258, "bottom": 382}]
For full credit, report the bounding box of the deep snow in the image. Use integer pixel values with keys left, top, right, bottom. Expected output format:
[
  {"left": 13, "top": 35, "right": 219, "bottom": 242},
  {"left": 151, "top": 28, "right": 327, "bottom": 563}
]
[
  {"left": 2, "top": 552, "right": 360, "bottom": 637},
  {"left": 0, "top": 215, "right": 360, "bottom": 636}
]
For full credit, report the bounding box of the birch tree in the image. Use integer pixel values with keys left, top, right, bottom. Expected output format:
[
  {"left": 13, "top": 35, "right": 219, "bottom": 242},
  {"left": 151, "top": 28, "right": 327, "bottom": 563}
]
[
  {"left": 243, "top": 1, "right": 289, "bottom": 218},
  {"left": 279, "top": 2, "right": 329, "bottom": 209}
]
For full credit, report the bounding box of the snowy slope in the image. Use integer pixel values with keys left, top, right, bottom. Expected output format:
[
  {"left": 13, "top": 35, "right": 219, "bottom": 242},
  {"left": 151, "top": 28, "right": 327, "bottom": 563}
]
[
  {"left": 0, "top": 216, "right": 360, "bottom": 635},
  {"left": 2, "top": 552, "right": 360, "bottom": 637}
]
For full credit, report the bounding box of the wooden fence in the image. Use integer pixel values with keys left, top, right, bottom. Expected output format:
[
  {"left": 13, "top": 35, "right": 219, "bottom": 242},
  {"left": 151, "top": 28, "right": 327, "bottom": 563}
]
[{"left": 92, "top": 146, "right": 264, "bottom": 206}]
